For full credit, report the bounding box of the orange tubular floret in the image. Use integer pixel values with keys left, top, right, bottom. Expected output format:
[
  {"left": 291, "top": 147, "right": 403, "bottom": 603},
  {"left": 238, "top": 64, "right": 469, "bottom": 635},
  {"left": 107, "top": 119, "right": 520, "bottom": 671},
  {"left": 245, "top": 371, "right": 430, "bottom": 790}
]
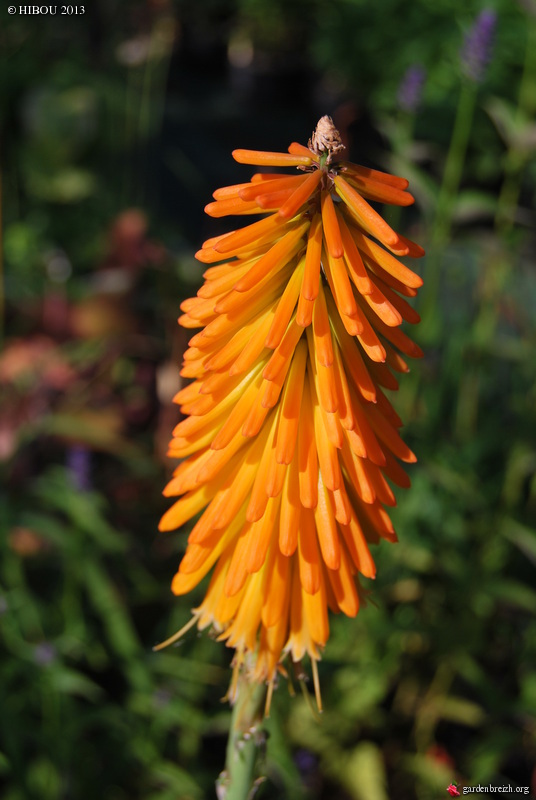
[
  {"left": 350, "top": 227, "right": 423, "bottom": 289},
  {"left": 312, "top": 281, "right": 334, "bottom": 367},
  {"left": 279, "top": 455, "right": 301, "bottom": 555},
  {"left": 278, "top": 169, "right": 322, "bottom": 220},
  {"left": 340, "top": 162, "right": 409, "bottom": 189},
  {"left": 396, "top": 234, "right": 425, "bottom": 258},
  {"left": 360, "top": 284, "right": 403, "bottom": 328},
  {"left": 328, "top": 545, "right": 360, "bottom": 617},
  {"left": 233, "top": 149, "right": 313, "bottom": 167},
  {"left": 205, "top": 197, "right": 266, "bottom": 217},
  {"left": 338, "top": 214, "right": 373, "bottom": 296},
  {"left": 262, "top": 317, "right": 304, "bottom": 382},
  {"left": 310, "top": 377, "right": 341, "bottom": 491},
  {"left": 275, "top": 339, "right": 308, "bottom": 465},
  {"left": 302, "top": 214, "right": 323, "bottom": 301},
  {"left": 212, "top": 182, "right": 252, "bottom": 200},
  {"left": 214, "top": 213, "right": 285, "bottom": 254},
  {"left": 262, "top": 545, "right": 291, "bottom": 627},
  {"left": 238, "top": 175, "right": 307, "bottom": 202},
  {"left": 297, "top": 509, "right": 321, "bottom": 594},
  {"left": 314, "top": 478, "right": 341, "bottom": 570},
  {"left": 324, "top": 248, "right": 359, "bottom": 319},
  {"left": 256, "top": 188, "right": 296, "bottom": 210},
  {"left": 345, "top": 175, "right": 414, "bottom": 207},
  {"left": 334, "top": 175, "right": 400, "bottom": 247},
  {"left": 321, "top": 191, "right": 344, "bottom": 258},
  {"left": 297, "top": 379, "right": 318, "bottom": 509},
  {"left": 234, "top": 222, "right": 308, "bottom": 293},
  {"left": 244, "top": 497, "right": 280, "bottom": 574},
  {"left": 306, "top": 326, "right": 338, "bottom": 414},
  {"left": 265, "top": 260, "right": 304, "bottom": 349},
  {"left": 296, "top": 293, "right": 314, "bottom": 327},
  {"left": 288, "top": 141, "right": 317, "bottom": 159}
]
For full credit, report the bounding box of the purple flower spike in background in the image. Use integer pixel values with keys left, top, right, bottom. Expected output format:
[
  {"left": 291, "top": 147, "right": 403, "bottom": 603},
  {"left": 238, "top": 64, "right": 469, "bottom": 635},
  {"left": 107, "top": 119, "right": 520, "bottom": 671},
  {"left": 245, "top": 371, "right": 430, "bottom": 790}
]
[
  {"left": 460, "top": 9, "right": 497, "bottom": 83},
  {"left": 33, "top": 642, "right": 57, "bottom": 667},
  {"left": 66, "top": 445, "right": 92, "bottom": 492},
  {"left": 397, "top": 64, "right": 426, "bottom": 112}
]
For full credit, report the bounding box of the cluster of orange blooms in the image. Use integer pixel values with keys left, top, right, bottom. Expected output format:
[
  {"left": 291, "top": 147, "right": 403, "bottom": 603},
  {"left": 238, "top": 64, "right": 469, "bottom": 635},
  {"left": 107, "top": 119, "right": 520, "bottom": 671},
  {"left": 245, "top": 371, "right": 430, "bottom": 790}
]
[{"left": 159, "top": 117, "right": 424, "bottom": 710}]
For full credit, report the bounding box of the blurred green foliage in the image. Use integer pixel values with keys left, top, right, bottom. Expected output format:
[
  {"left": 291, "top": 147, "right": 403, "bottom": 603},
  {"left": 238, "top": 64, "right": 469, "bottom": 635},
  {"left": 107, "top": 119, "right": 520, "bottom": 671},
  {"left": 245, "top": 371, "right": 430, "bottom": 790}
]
[{"left": 1, "top": 0, "right": 535, "bottom": 798}]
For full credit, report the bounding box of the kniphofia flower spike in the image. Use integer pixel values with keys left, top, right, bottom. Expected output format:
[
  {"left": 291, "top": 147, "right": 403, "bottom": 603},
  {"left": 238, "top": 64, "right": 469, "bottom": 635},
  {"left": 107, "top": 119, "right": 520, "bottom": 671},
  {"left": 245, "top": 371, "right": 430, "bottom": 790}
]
[{"left": 159, "top": 117, "right": 424, "bottom": 712}]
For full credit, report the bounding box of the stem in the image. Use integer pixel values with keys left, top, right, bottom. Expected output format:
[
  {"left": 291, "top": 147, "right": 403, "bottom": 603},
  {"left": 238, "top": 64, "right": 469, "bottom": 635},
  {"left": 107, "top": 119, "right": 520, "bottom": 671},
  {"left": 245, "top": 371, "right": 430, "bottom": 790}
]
[
  {"left": 494, "top": 21, "right": 536, "bottom": 234},
  {"left": 420, "top": 81, "right": 477, "bottom": 337},
  {"left": 0, "top": 168, "right": 4, "bottom": 347},
  {"left": 217, "top": 672, "right": 267, "bottom": 800}
]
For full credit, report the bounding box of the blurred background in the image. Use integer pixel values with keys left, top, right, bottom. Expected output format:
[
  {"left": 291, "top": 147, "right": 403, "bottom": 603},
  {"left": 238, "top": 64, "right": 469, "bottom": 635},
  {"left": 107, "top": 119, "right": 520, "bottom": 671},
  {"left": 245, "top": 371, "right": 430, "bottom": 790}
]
[{"left": 1, "top": 0, "right": 536, "bottom": 798}]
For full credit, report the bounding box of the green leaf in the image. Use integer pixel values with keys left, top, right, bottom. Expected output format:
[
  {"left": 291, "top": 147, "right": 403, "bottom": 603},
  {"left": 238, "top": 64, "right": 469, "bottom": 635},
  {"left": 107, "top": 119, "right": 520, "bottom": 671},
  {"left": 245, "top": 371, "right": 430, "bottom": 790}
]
[
  {"left": 32, "top": 467, "right": 126, "bottom": 553},
  {"left": 437, "top": 695, "right": 485, "bottom": 727},
  {"left": 150, "top": 760, "right": 202, "bottom": 796},
  {"left": 342, "top": 742, "right": 389, "bottom": 800},
  {"left": 502, "top": 519, "right": 536, "bottom": 565},
  {"left": 49, "top": 667, "right": 104, "bottom": 701},
  {"left": 452, "top": 190, "right": 497, "bottom": 223},
  {"left": 489, "top": 580, "right": 536, "bottom": 614}
]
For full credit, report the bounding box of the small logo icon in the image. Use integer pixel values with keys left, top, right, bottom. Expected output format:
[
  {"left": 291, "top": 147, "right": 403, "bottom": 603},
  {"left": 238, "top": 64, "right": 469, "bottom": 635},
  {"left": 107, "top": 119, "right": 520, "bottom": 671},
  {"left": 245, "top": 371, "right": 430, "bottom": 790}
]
[{"left": 446, "top": 783, "right": 460, "bottom": 797}]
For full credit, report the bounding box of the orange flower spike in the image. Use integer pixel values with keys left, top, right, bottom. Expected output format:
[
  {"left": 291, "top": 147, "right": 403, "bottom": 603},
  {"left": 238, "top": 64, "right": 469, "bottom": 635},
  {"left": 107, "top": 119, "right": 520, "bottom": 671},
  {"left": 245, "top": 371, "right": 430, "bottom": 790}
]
[{"left": 159, "top": 115, "right": 425, "bottom": 703}]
